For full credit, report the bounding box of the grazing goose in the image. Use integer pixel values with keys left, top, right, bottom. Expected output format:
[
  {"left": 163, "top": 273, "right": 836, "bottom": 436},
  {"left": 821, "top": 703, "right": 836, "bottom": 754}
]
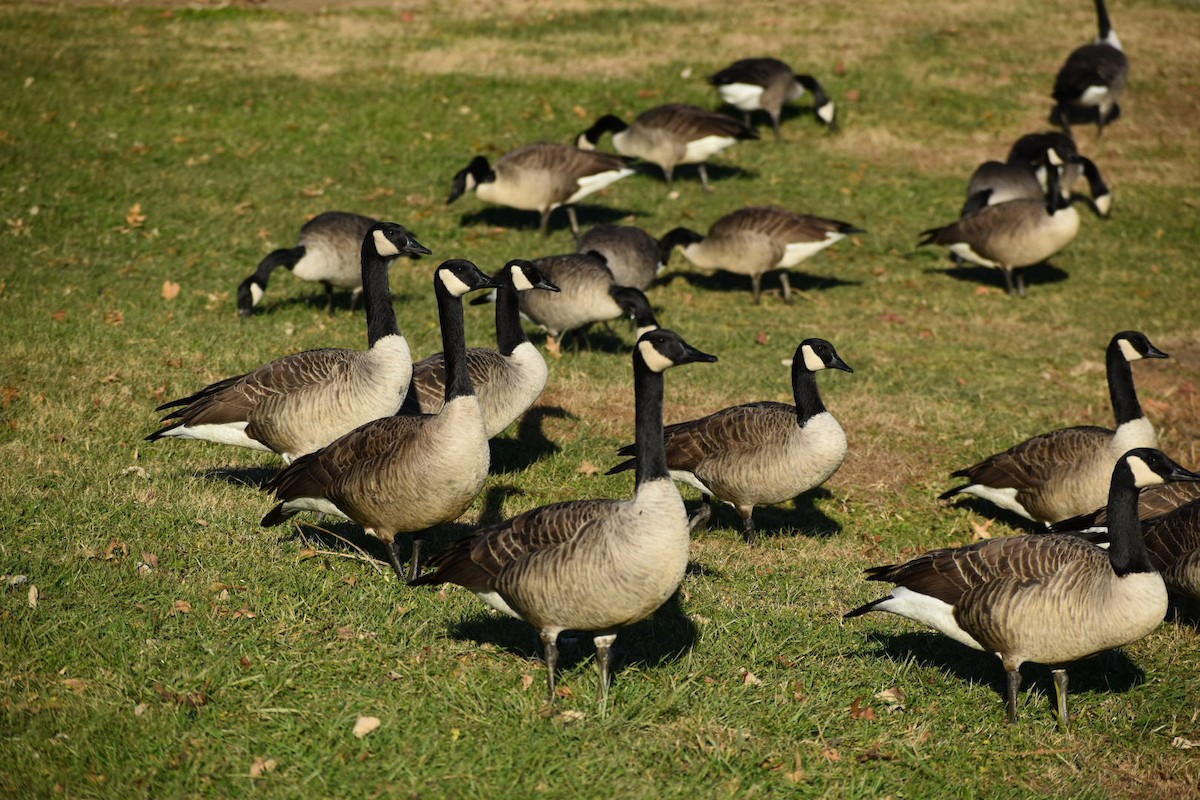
[
  {"left": 576, "top": 224, "right": 671, "bottom": 291},
  {"left": 261, "top": 259, "right": 502, "bottom": 581},
  {"left": 1051, "top": 0, "right": 1128, "bottom": 135},
  {"left": 960, "top": 160, "right": 1047, "bottom": 217},
  {"left": 608, "top": 338, "right": 851, "bottom": 543},
  {"left": 709, "top": 58, "right": 837, "bottom": 139},
  {"left": 1006, "top": 132, "right": 1112, "bottom": 216},
  {"left": 940, "top": 331, "right": 1167, "bottom": 525},
  {"left": 236, "top": 211, "right": 384, "bottom": 317},
  {"left": 576, "top": 104, "right": 757, "bottom": 191},
  {"left": 448, "top": 143, "right": 635, "bottom": 236},
  {"left": 411, "top": 329, "right": 718, "bottom": 705},
  {"left": 847, "top": 448, "right": 1200, "bottom": 728},
  {"left": 511, "top": 252, "right": 660, "bottom": 349},
  {"left": 664, "top": 205, "right": 864, "bottom": 304},
  {"left": 148, "top": 223, "right": 432, "bottom": 463},
  {"left": 401, "top": 260, "right": 560, "bottom": 438},
  {"left": 919, "top": 156, "right": 1079, "bottom": 297}
]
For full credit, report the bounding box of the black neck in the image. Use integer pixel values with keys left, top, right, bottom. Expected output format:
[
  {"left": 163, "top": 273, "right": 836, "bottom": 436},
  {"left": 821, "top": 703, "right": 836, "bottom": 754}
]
[
  {"left": 1044, "top": 166, "right": 1068, "bottom": 214},
  {"left": 632, "top": 356, "right": 669, "bottom": 487},
  {"left": 362, "top": 242, "right": 400, "bottom": 346},
  {"left": 436, "top": 283, "right": 472, "bottom": 403},
  {"left": 792, "top": 360, "right": 827, "bottom": 425},
  {"left": 1105, "top": 463, "right": 1154, "bottom": 575},
  {"left": 1095, "top": 0, "right": 1113, "bottom": 40},
  {"left": 255, "top": 246, "right": 304, "bottom": 286},
  {"left": 494, "top": 282, "right": 526, "bottom": 356},
  {"left": 1106, "top": 338, "right": 1143, "bottom": 426}
]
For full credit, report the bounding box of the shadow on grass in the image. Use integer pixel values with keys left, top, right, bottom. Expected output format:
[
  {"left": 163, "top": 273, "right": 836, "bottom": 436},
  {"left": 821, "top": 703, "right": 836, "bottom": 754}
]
[
  {"left": 860, "top": 630, "right": 1146, "bottom": 718},
  {"left": 200, "top": 464, "right": 279, "bottom": 491},
  {"left": 661, "top": 267, "right": 859, "bottom": 302},
  {"left": 932, "top": 259, "right": 1070, "bottom": 294},
  {"left": 691, "top": 488, "right": 843, "bottom": 541},
  {"left": 455, "top": 204, "right": 640, "bottom": 237},
  {"left": 237, "top": 284, "right": 424, "bottom": 319},
  {"left": 637, "top": 162, "right": 758, "bottom": 190},
  {"left": 938, "top": 496, "right": 1047, "bottom": 535},
  {"left": 489, "top": 405, "right": 575, "bottom": 475},
  {"left": 444, "top": 590, "right": 699, "bottom": 680}
]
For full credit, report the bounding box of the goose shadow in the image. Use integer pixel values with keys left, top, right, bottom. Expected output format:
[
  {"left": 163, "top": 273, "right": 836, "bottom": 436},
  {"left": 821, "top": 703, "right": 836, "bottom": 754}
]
[
  {"left": 691, "top": 488, "right": 843, "bottom": 540},
  {"left": 443, "top": 589, "right": 699, "bottom": 679},
  {"left": 237, "top": 277, "right": 424, "bottom": 318},
  {"left": 489, "top": 405, "right": 576, "bottom": 475},
  {"left": 938, "top": 496, "right": 1047, "bottom": 535},
  {"left": 932, "top": 259, "right": 1070, "bottom": 293},
  {"left": 859, "top": 631, "right": 1146, "bottom": 714},
  {"left": 720, "top": 104, "right": 834, "bottom": 138},
  {"left": 526, "top": 324, "right": 643, "bottom": 354},
  {"left": 199, "top": 464, "right": 280, "bottom": 491},
  {"left": 639, "top": 162, "right": 757, "bottom": 189},
  {"left": 455, "top": 204, "right": 640, "bottom": 237},
  {"left": 661, "top": 268, "right": 860, "bottom": 300}
]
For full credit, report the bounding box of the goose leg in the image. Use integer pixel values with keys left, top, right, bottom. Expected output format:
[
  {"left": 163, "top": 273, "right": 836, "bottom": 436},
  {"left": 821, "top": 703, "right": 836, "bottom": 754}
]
[
  {"left": 323, "top": 281, "right": 337, "bottom": 315},
  {"left": 779, "top": 272, "right": 793, "bottom": 304},
  {"left": 405, "top": 534, "right": 425, "bottom": 583},
  {"left": 541, "top": 630, "right": 560, "bottom": 704},
  {"left": 697, "top": 164, "right": 712, "bottom": 192},
  {"left": 1000, "top": 267, "right": 1018, "bottom": 297},
  {"left": 1014, "top": 270, "right": 1027, "bottom": 298},
  {"left": 1051, "top": 669, "right": 1070, "bottom": 731},
  {"left": 539, "top": 208, "right": 552, "bottom": 237},
  {"left": 349, "top": 286, "right": 363, "bottom": 312},
  {"left": 770, "top": 114, "right": 783, "bottom": 142},
  {"left": 594, "top": 631, "right": 618, "bottom": 710},
  {"left": 1005, "top": 667, "right": 1022, "bottom": 724},
  {"left": 566, "top": 206, "right": 581, "bottom": 238},
  {"left": 385, "top": 539, "right": 407, "bottom": 582},
  {"left": 750, "top": 274, "right": 763, "bottom": 305},
  {"left": 738, "top": 506, "right": 756, "bottom": 545}
]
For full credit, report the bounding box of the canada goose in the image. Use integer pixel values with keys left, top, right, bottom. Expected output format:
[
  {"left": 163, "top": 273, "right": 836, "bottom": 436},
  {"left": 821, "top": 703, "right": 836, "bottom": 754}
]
[
  {"left": 147, "top": 222, "right": 432, "bottom": 463},
  {"left": 411, "top": 329, "right": 718, "bottom": 705},
  {"left": 401, "top": 260, "right": 560, "bottom": 438},
  {"left": 576, "top": 104, "right": 757, "bottom": 191},
  {"left": 709, "top": 58, "right": 838, "bottom": 139},
  {"left": 1051, "top": 0, "right": 1128, "bottom": 135},
  {"left": 261, "top": 259, "right": 503, "bottom": 581},
  {"left": 576, "top": 224, "right": 671, "bottom": 291},
  {"left": 664, "top": 205, "right": 864, "bottom": 304},
  {"left": 960, "top": 161, "right": 1046, "bottom": 217},
  {"left": 448, "top": 143, "right": 635, "bottom": 236},
  {"left": 847, "top": 448, "right": 1200, "bottom": 728},
  {"left": 940, "top": 331, "right": 1167, "bottom": 525},
  {"left": 510, "top": 252, "right": 660, "bottom": 349},
  {"left": 1006, "top": 132, "right": 1113, "bottom": 216},
  {"left": 608, "top": 338, "right": 852, "bottom": 543},
  {"left": 1053, "top": 481, "right": 1200, "bottom": 532},
  {"left": 919, "top": 157, "right": 1079, "bottom": 297},
  {"left": 236, "top": 211, "right": 388, "bottom": 317}
]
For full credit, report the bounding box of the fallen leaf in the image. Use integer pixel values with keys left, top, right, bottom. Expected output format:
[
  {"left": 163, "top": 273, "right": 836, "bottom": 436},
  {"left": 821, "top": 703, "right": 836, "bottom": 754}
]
[
  {"left": 171, "top": 599, "right": 192, "bottom": 615},
  {"left": 552, "top": 709, "right": 586, "bottom": 725},
  {"left": 352, "top": 715, "right": 381, "bottom": 739},
  {"left": 104, "top": 539, "right": 129, "bottom": 561},
  {"left": 62, "top": 678, "right": 87, "bottom": 694},
  {"left": 28, "top": 584, "right": 39, "bottom": 608},
  {"left": 50, "top": 309, "right": 67, "bottom": 322},
  {"left": 875, "top": 686, "right": 907, "bottom": 711},
  {"left": 849, "top": 696, "right": 877, "bottom": 721},
  {"left": 971, "top": 519, "right": 994, "bottom": 541},
  {"left": 248, "top": 756, "right": 277, "bottom": 778},
  {"left": 133, "top": 702, "right": 148, "bottom": 717},
  {"left": 231, "top": 607, "right": 256, "bottom": 620},
  {"left": 161, "top": 280, "right": 181, "bottom": 301},
  {"left": 821, "top": 747, "right": 841, "bottom": 762},
  {"left": 755, "top": 331, "right": 770, "bottom": 346},
  {"left": 0, "top": 386, "right": 20, "bottom": 405},
  {"left": 572, "top": 105, "right": 587, "bottom": 119},
  {"left": 520, "top": 673, "right": 534, "bottom": 691},
  {"left": 740, "top": 669, "right": 762, "bottom": 686},
  {"left": 1172, "top": 737, "right": 1198, "bottom": 750},
  {"left": 104, "top": 310, "right": 124, "bottom": 325},
  {"left": 784, "top": 753, "right": 807, "bottom": 783},
  {"left": 544, "top": 336, "right": 562, "bottom": 360},
  {"left": 154, "top": 683, "right": 208, "bottom": 707},
  {"left": 577, "top": 460, "right": 599, "bottom": 476},
  {"left": 125, "top": 203, "right": 147, "bottom": 228},
  {"left": 877, "top": 311, "right": 906, "bottom": 324}
]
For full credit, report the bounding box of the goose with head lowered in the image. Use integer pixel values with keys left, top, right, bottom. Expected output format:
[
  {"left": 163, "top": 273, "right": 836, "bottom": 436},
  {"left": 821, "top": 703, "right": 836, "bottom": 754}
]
[
  {"left": 401, "top": 260, "right": 560, "bottom": 438},
  {"left": 576, "top": 103, "right": 757, "bottom": 191},
  {"left": 576, "top": 224, "right": 671, "bottom": 291},
  {"left": 664, "top": 205, "right": 864, "bottom": 304},
  {"left": 608, "top": 338, "right": 852, "bottom": 543},
  {"left": 148, "top": 222, "right": 431, "bottom": 463},
  {"left": 848, "top": 448, "right": 1200, "bottom": 729},
  {"left": 448, "top": 143, "right": 635, "bottom": 237},
  {"left": 919, "top": 152, "right": 1079, "bottom": 297},
  {"left": 941, "top": 331, "right": 1168, "bottom": 525},
  {"left": 236, "top": 211, "right": 397, "bottom": 317},
  {"left": 1005, "top": 132, "right": 1112, "bottom": 217},
  {"left": 411, "top": 329, "right": 717, "bottom": 707},
  {"left": 260, "top": 259, "right": 503, "bottom": 581},
  {"left": 1050, "top": 0, "right": 1128, "bottom": 135},
  {"left": 709, "top": 58, "right": 838, "bottom": 139}
]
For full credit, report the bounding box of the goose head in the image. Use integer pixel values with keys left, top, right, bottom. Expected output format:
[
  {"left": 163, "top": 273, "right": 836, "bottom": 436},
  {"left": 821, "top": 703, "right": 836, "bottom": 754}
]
[
  {"left": 1113, "top": 331, "right": 1168, "bottom": 363},
  {"left": 1120, "top": 448, "right": 1200, "bottom": 490},
  {"left": 367, "top": 221, "right": 432, "bottom": 260},
  {"left": 506, "top": 259, "right": 560, "bottom": 294},
  {"left": 635, "top": 329, "right": 718, "bottom": 374},
  {"left": 448, "top": 156, "right": 494, "bottom": 204},
  {"left": 610, "top": 286, "right": 660, "bottom": 338},
  {"left": 435, "top": 259, "right": 504, "bottom": 298},
  {"left": 576, "top": 115, "right": 629, "bottom": 151},
  {"left": 795, "top": 338, "right": 854, "bottom": 374}
]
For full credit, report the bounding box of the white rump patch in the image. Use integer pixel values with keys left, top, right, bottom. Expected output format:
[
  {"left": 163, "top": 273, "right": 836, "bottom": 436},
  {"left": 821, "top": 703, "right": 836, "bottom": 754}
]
[
  {"left": 668, "top": 468, "right": 713, "bottom": 497},
  {"left": 957, "top": 484, "right": 1036, "bottom": 520},
  {"left": 510, "top": 265, "right": 534, "bottom": 292},
  {"left": 439, "top": 268, "right": 474, "bottom": 298},
  {"left": 566, "top": 168, "right": 636, "bottom": 204},
  {"left": 717, "top": 82, "right": 765, "bottom": 111},
  {"left": 282, "top": 495, "right": 349, "bottom": 520},
  {"left": 778, "top": 235, "right": 842, "bottom": 267},
  {"left": 638, "top": 339, "right": 676, "bottom": 373},
  {"left": 166, "top": 420, "right": 272, "bottom": 452},
  {"left": 1079, "top": 85, "right": 1111, "bottom": 107},
  {"left": 473, "top": 590, "right": 524, "bottom": 620},
  {"left": 682, "top": 135, "right": 737, "bottom": 164},
  {"left": 373, "top": 229, "right": 401, "bottom": 258},
  {"left": 947, "top": 242, "right": 998, "bottom": 268},
  {"left": 875, "top": 587, "right": 985, "bottom": 651}
]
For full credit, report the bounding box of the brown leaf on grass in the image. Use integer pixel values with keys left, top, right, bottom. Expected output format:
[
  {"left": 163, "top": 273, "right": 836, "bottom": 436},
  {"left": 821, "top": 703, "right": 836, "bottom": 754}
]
[
  {"left": 784, "top": 753, "right": 808, "bottom": 783},
  {"left": 971, "top": 519, "right": 994, "bottom": 541},
  {"left": 231, "top": 607, "right": 256, "bottom": 620},
  {"left": 1172, "top": 737, "right": 1199, "bottom": 750},
  {"left": 849, "top": 696, "right": 877, "bottom": 721},
  {"left": 520, "top": 673, "right": 534, "bottom": 691},
  {"left": 50, "top": 309, "right": 67, "bottom": 322},
  {"left": 352, "top": 715, "right": 381, "bottom": 739},
  {"left": 154, "top": 683, "right": 208, "bottom": 707},
  {"left": 740, "top": 669, "right": 762, "bottom": 686},
  {"left": 544, "top": 336, "right": 562, "bottom": 360},
  {"left": 572, "top": 105, "right": 588, "bottom": 119},
  {"left": 104, "top": 539, "right": 129, "bottom": 561},
  {"left": 821, "top": 747, "right": 841, "bottom": 762},
  {"left": 170, "top": 599, "right": 192, "bottom": 615},
  {"left": 0, "top": 386, "right": 20, "bottom": 406},
  {"left": 875, "top": 686, "right": 907, "bottom": 710},
  {"left": 552, "top": 709, "right": 586, "bottom": 725},
  {"left": 577, "top": 460, "right": 600, "bottom": 476},
  {"left": 755, "top": 331, "right": 770, "bottom": 346},
  {"left": 248, "top": 756, "right": 277, "bottom": 778},
  {"left": 233, "top": 201, "right": 254, "bottom": 215},
  {"left": 104, "top": 310, "right": 124, "bottom": 325},
  {"left": 161, "top": 280, "right": 181, "bottom": 301},
  {"left": 28, "top": 585, "right": 39, "bottom": 608},
  {"left": 126, "top": 203, "right": 147, "bottom": 228},
  {"left": 62, "top": 677, "right": 87, "bottom": 694},
  {"left": 877, "top": 311, "right": 906, "bottom": 324}
]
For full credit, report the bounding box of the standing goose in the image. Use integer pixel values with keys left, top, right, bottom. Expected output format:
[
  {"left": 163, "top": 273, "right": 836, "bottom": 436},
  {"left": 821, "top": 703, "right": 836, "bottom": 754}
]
[
  {"left": 1051, "top": 0, "right": 1128, "bottom": 135},
  {"left": 401, "top": 260, "right": 560, "bottom": 438},
  {"left": 448, "top": 143, "right": 635, "bottom": 236},
  {"left": 940, "top": 331, "right": 1168, "bottom": 525},
  {"left": 411, "top": 329, "right": 718, "bottom": 706},
  {"left": 847, "top": 448, "right": 1200, "bottom": 728},
  {"left": 919, "top": 156, "right": 1079, "bottom": 297},
  {"left": 709, "top": 58, "right": 838, "bottom": 139},
  {"left": 510, "top": 252, "right": 660, "bottom": 350},
  {"left": 236, "top": 211, "right": 386, "bottom": 317},
  {"left": 148, "top": 223, "right": 432, "bottom": 463},
  {"left": 576, "top": 104, "right": 757, "bottom": 191},
  {"left": 608, "top": 338, "right": 852, "bottom": 543},
  {"left": 664, "top": 205, "right": 864, "bottom": 304},
  {"left": 260, "top": 259, "right": 503, "bottom": 581},
  {"left": 576, "top": 224, "right": 671, "bottom": 291}
]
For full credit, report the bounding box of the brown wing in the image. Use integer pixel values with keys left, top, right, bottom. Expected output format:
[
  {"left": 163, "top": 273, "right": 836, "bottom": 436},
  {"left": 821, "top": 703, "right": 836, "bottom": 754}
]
[
  {"left": 659, "top": 402, "right": 794, "bottom": 473},
  {"left": 405, "top": 348, "right": 520, "bottom": 416},
  {"left": 950, "top": 425, "right": 1114, "bottom": 491},
  {"left": 721, "top": 206, "right": 859, "bottom": 244},
  {"left": 504, "top": 142, "right": 630, "bottom": 181},
  {"left": 636, "top": 104, "right": 754, "bottom": 140}
]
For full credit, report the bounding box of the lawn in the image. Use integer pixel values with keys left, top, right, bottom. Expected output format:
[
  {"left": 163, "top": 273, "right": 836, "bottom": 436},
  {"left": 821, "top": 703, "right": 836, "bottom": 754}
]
[{"left": 2, "top": 1, "right": 1199, "bottom": 797}]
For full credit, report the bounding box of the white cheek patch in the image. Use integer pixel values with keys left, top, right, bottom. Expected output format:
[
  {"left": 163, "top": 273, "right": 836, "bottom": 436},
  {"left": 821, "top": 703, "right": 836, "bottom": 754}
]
[
  {"left": 1117, "top": 338, "right": 1141, "bottom": 362},
  {"left": 1126, "top": 455, "right": 1163, "bottom": 488},
  {"left": 373, "top": 229, "right": 401, "bottom": 258},
  {"left": 510, "top": 266, "right": 534, "bottom": 292},
  {"left": 250, "top": 283, "right": 265, "bottom": 306},
  {"left": 817, "top": 102, "right": 836, "bottom": 124},
  {"left": 439, "top": 269, "right": 474, "bottom": 298},
  {"left": 464, "top": 173, "right": 478, "bottom": 192},
  {"left": 638, "top": 340, "right": 675, "bottom": 373},
  {"left": 1093, "top": 193, "right": 1112, "bottom": 216},
  {"left": 801, "top": 344, "right": 826, "bottom": 372}
]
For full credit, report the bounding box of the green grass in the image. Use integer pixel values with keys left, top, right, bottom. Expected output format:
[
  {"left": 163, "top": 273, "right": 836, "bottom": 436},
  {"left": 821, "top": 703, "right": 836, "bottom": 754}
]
[{"left": 3, "top": 1, "right": 1200, "bottom": 797}]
